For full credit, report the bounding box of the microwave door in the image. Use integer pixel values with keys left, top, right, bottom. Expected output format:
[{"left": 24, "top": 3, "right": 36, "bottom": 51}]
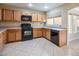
[{"left": 21, "top": 15, "right": 32, "bottom": 21}]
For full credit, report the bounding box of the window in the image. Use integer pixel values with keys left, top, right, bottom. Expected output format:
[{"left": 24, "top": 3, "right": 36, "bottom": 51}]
[
  {"left": 46, "top": 17, "right": 62, "bottom": 26},
  {"left": 46, "top": 18, "right": 54, "bottom": 25},
  {"left": 53, "top": 17, "right": 62, "bottom": 25}
]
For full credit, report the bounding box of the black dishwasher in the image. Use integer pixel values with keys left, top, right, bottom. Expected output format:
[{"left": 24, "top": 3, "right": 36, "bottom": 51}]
[{"left": 51, "top": 30, "right": 59, "bottom": 46}]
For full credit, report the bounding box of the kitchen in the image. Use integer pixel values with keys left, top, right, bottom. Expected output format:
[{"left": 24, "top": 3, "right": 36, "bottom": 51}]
[{"left": 0, "top": 3, "right": 78, "bottom": 56}]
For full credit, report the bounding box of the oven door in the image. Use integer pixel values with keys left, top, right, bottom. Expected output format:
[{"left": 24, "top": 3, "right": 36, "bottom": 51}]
[
  {"left": 24, "top": 31, "right": 32, "bottom": 36},
  {"left": 22, "top": 30, "right": 32, "bottom": 41}
]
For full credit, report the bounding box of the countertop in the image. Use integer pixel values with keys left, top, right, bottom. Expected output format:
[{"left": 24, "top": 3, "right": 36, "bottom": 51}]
[
  {"left": 0, "top": 27, "right": 21, "bottom": 33},
  {"left": 0, "top": 26, "right": 66, "bottom": 33},
  {"left": 32, "top": 26, "right": 66, "bottom": 31}
]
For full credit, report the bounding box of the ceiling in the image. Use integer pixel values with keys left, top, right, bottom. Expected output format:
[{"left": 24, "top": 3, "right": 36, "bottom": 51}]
[
  {"left": 69, "top": 7, "right": 79, "bottom": 15},
  {"left": 3, "top": 3, "right": 64, "bottom": 12}
]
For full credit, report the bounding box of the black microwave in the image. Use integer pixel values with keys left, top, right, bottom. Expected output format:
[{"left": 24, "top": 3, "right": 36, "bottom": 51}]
[{"left": 21, "top": 15, "right": 32, "bottom": 21}]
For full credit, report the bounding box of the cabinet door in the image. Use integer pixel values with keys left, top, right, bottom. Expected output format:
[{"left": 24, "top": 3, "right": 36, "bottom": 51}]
[
  {"left": 42, "top": 29, "right": 46, "bottom": 38},
  {"left": 3, "top": 9, "right": 14, "bottom": 21},
  {"left": 33, "top": 29, "right": 38, "bottom": 38},
  {"left": 32, "top": 13, "right": 38, "bottom": 22},
  {"left": 0, "top": 9, "right": 2, "bottom": 21},
  {"left": 38, "top": 29, "right": 42, "bottom": 37},
  {"left": 7, "top": 30, "right": 16, "bottom": 42},
  {"left": 14, "top": 11, "right": 21, "bottom": 22},
  {"left": 42, "top": 14, "right": 47, "bottom": 22},
  {"left": 2, "top": 31, "right": 7, "bottom": 43},
  {"left": 15, "top": 29, "right": 21, "bottom": 41},
  {"left": 38, "top": 14, "right": 42, "bottom": 22},
  {"left": 59, "top": 30, "right": 67, "bottom": 46},
  {"left": 0, "top": 33, "right": 4, "bottom": 52},
  {"left": 46, "top": 29, "right": 51, "bottom": 41}
]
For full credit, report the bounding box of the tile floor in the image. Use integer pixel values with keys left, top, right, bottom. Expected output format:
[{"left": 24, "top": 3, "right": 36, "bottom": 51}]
[{"left": 1, "top": 38, "right": 79, "bottom": 56}]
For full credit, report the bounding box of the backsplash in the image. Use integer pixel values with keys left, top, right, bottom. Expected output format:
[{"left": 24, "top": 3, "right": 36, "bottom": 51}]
[
  {"left": 0, "top": 22, "right": 44, "bottom": 28},
  {"left": 31, "top": 22, "right": 44, "bottom": 28}
]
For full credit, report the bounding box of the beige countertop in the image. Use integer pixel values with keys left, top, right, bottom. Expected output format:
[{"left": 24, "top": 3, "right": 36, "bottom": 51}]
[
  {"left": 0, "top": 26, "right": 66, "bottom": 33},
  {"left": 33, "top": 26, "right": 66, "bottom": 31},
  {"left": 0, "top": 27, "right": 21, "bottom": 33}
]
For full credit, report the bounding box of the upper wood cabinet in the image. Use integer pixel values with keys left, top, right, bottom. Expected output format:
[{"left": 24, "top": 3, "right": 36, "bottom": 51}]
[
  {"left": 14, "top": 11, "right": 21, "bottom": 22},
  {"left": 32, "top": 13, "right": 38, "bottom": 22},
  {"left": 0, "top": 9, "right": 2, "bottom": 21},
  {"left": 3, "top": 9, "right": 14, "bottom": 21},
  {"left": 42, "top": 14, "right": 47, "bottom": 22},
  {"left": 37, "top": 14, "right": 42, "bottom": 22}
]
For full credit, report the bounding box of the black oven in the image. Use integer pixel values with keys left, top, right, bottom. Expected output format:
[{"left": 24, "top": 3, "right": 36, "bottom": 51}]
[
  {"left": 21, "top": 15, "right": 32, "bottom": 21},
  {"left": 21, "top": 24, "right": 33, "bottom": 41}
]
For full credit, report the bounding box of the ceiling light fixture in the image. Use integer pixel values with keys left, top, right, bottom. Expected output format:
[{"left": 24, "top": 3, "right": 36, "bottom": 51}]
[
  {"left": 28, "top": 3, "right": 33, "bottom": 7},
  {"left": 44, "top": 5, "right": 48, "bottom": 9}
]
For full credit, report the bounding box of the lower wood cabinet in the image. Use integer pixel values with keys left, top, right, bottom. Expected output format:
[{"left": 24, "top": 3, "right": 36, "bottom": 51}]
[
  {"left": 7, "top": 30, "right": 16, "bottom": 42},
  {"left": 7, "top": 29, "right": 21, "bottom": 43},
  {"left": 0, "top": 32, "right": 4, "bottom": 52},
  {"left": 42, "top": 29, "right": 51, "bottom": 41},
  {"left": 42, "top": 29, "right": 46, "bottom": 38},
  {"left": 33, "top": 28, "right": 42, "bottom": 38},
  {"left": 15, "top": 29, "right": 21, "bottom": 41},
  {"left": 45, "top": 29, "right": 51, "bottom": 41},
  {"left": 59, "top": 30, "right": 67, "bottom": 46},
  {"left": 2, "top": 31, "right": 7, "bottom": 43},
  {"left": 33, "top": 28, "right": 51, "bottom": 40},
  {"left": 0, "top": 9, "right": 2, "bottom": 21}
]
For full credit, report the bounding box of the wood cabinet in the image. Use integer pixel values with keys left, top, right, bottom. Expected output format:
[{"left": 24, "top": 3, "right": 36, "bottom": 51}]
[
  {"left": 42, "top": 14, "right": 47, "bottom": 22},
  {"left": 0, "top": 32, "right": 4, "bottom": 52},
  {"left": 33, "top": 28, "right": 42, "bottom": 38},
  {"left": 42, "top": 29, "right": 46, "bottom": 37},
  {"left": 32, "top": 13, "right": 46, "bottom": 22},
  {"left": 3, "top": 9, "right": 14, "bottom": 21},
  {"left": 15, "top": 29, "right": 21, "bottom": 41},
  {"left": 42, "top": 29, "right": 51, "bottom": 40},
  {"left": 32, "top": 13, "right": 38, "bottom": 22},
  {"left": 14, "top": 11, "right": 21, "bottom": 22},
  {"left": 0, "top": 9, "right": 2, "bottom": 21},
  {"left": 45, "top": 29, "right": 51, "bottom": 40},
  {"left": 37, "top": 29, "right": 42, "bottom": 37},
  {"left": 38, "top": 14, "right": 42, "bottom": 22},
  {"left": 2, "top": 31, "right": 7, "bottom": 43},
  {"left": 33, "top": 29, "right": 38, "bottom": 38},
  {"left": 59, "top": 30, "right": 67, "bottom": 47},
  {"left": 7, "top": 29, "right": 21, "bottom": 43},
  {"left": 7, "top": 30, "right": 16, "bottom": 42}
]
